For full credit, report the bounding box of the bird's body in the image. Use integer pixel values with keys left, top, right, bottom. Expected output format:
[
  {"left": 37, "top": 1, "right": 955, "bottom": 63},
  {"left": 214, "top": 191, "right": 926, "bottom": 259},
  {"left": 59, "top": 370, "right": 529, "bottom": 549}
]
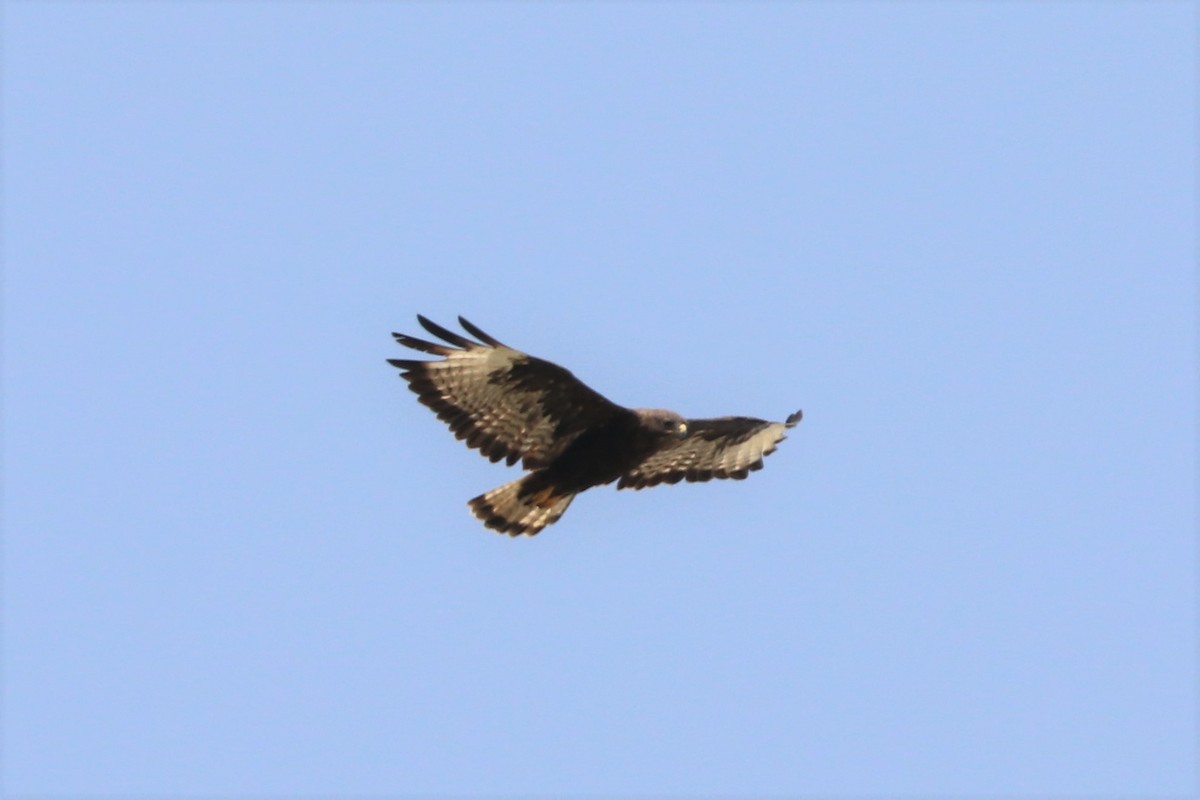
[
  {"left": 389, "top": 316, "right": 801, "bottom": 536},
  {"left": 527, "top": 409, "right": 675, "bottom": 493}
]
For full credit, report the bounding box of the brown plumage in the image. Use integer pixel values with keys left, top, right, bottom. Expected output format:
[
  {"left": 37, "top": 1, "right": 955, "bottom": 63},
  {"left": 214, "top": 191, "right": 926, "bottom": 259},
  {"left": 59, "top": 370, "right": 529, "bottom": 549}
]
[{"left": 389, "top": 316, "right": 802, "bottom": 536}]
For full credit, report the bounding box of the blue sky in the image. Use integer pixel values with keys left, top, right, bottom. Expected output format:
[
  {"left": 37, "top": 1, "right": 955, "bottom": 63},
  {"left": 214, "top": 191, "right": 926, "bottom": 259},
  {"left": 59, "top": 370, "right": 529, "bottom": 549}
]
[{"left": 3, "top": 2, "right": 1195, "bottom": 796}]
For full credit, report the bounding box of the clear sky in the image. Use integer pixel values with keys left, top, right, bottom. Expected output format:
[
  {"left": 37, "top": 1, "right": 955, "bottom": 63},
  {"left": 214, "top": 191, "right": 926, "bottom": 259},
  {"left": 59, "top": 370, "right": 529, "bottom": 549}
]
[{"left": 3, "top": 2, "right": 1195, "bottom": 797}]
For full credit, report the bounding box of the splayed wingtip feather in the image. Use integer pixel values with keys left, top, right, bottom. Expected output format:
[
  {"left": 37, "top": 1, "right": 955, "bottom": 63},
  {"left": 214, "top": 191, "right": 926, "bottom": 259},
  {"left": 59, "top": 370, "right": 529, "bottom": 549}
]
[
  {"left": 417, "top": 315, "right": 475, "bottom": 349},
  {"left": 457, "top": 316, "right": 504, "bottom": 347}
]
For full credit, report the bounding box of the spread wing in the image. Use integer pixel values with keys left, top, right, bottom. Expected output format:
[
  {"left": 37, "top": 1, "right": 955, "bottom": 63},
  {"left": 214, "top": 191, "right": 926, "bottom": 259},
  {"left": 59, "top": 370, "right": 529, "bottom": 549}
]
[
  {"left": 617, "top": 410, "right": 802, "bottom": 489},
  {"left": 388, "top": 316, "right": 626, "bottom": 470}
]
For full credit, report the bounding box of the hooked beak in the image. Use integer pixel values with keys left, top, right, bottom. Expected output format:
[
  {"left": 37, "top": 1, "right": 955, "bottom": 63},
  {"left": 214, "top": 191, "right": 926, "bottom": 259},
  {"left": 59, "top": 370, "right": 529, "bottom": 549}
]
[{"left": 676, "top": 421, "right": 688, "bottom": 438}]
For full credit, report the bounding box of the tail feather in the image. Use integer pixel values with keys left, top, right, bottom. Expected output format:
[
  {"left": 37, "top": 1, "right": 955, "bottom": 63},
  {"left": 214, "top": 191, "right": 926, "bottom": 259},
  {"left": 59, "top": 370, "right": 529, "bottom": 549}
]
[{"left": 469, "top": 476, "right": 575, "bottom": 536}]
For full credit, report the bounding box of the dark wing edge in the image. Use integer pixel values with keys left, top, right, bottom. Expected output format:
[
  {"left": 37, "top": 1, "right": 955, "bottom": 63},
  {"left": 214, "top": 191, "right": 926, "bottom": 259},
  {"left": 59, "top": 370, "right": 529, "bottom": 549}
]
[
  {"left": 389, "top": 316, "right": 625, "bottom": 469},
  {"left": 617, "top": 409, "right": 802, "bottom": 489}
]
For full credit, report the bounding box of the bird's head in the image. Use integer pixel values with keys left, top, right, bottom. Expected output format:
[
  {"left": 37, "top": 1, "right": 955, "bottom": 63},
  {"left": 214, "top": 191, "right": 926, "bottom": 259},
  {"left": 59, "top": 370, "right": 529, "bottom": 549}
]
[{"left": 637, "top": 408, "right": 688, "bottom": 439}]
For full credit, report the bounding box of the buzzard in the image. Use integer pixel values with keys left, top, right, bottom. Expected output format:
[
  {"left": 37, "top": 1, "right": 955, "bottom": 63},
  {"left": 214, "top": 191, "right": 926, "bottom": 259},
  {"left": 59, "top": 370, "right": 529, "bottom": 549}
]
[{"left": 389, "top": 316, "right": 802, "bottom": 536}]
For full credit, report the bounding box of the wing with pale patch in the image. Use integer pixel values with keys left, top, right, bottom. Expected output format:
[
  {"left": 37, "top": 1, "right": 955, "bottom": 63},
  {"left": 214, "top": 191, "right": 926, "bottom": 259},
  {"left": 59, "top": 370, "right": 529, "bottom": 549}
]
[
  {"left": 617, "top": 410, "right": 802, "bottom": 489},
  {"left": 388, "top": 316, "right": 626, "bottom": 469}
]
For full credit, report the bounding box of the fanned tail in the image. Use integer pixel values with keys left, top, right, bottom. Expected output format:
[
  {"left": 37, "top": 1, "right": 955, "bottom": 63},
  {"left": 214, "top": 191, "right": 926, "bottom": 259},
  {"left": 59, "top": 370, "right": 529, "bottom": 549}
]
[{"left": 468, "top": 475, "right": 575, "bottom": 537}]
